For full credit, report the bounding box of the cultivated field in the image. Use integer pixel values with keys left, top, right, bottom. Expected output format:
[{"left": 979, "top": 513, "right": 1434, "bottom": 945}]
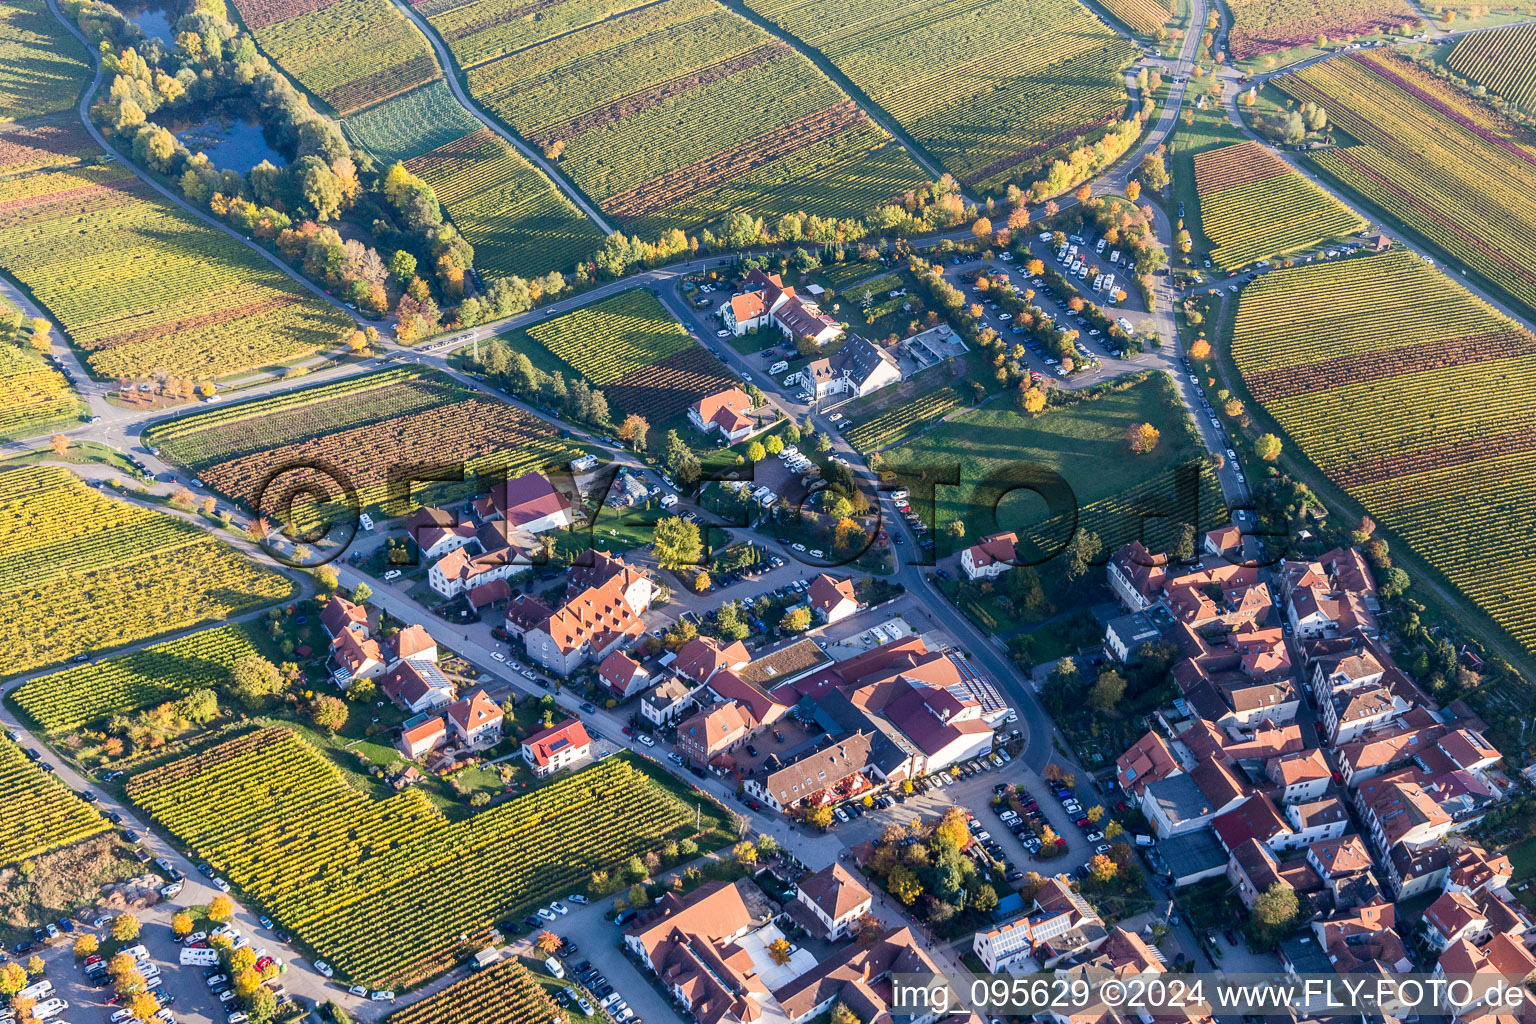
[
  {"left": 0, "top": 114, "right": 94, "bottom": 174},
  {"left": 743, "top": 0, "right": 1138, "bottom": 193},
  {"left": 388, "top": 960, "right": 562, "bottom": 1024},
  {"left": 0, "top": 736, "right": 107, "bottom": 866},
  {"left": 1096, "top": 0, "right": 1171, "bottom": 36},
  {"left": 0, "top": 0, "right": 91, "bottom": 120},
  {"left": 0, "top": 467, "right": 293, "bottom": 676},
  {"left": 1193, "top": 141, "right": 1365, "bottom": 269},
  {"left": 143, "top": 366, "right": 581, "bottom": 513},
  {"left": 233, "top": 0, "right": 440, "bottom": 115},
  {"left": 0, "top": 343, "right": 84, "bottom": 440},
  {"left": 0, "top": 163, "right": 353, "bottom": 379},
  {"left": 128, "top": 728, "right": 726, "bottom": 988},
  {"left": 1279, "top": 51, "right": 1536, "bottom": 318},
  {"left": 1226, "top": 0, "right": 1415, "bottom": 61},
  {"left": 507, "top": 291, "right": 738, "bottom": 427},
  {"left": 12, "top": 623, "right": 267, "bottom": 733},
  {"left": 1448, "top": 23, "right": 1536, "bottom": 111},
  {"left": 884, "top": 374, "right": 1224, "bottom": 550},
  {"left": 344, "top": 80, "right": 482, "bottom": 165},
  {"left": 407, "top": 129, "right": 606, "bottom": 278},
  {"left": 845, "top": 388, "right": 962, "bottom": 452},
  {"left": 1232, "top": 249, "right": 1536, "bottom": 654},
  {"left": 429, "top": 0, "right": 928, "bottom": 232}
]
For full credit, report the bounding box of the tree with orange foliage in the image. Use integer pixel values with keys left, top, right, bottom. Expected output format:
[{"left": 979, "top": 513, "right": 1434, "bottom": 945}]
[
  {"left": 1127, "top": 422, "right": 1161, "bottom": 454},
  {"left": 971, "top": 216, "right": 993, "bottom": 240},
  {"left": 1075, "top": 183, "right": 1092, "bottom": 204},
  {"left": 1125, "top": 180, "right": 1141, "bottom": 201},
  {"left": 1188, "top": 338, "right": 1211, "bottom": 360}
]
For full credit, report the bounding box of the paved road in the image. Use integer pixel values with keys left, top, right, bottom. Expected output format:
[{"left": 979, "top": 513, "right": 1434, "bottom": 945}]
[
  {"left": 44, "top": 0, "right": 365, "bottom": 330},
  {"left": 386, "top": 0, "right": 615, "bottom": 234}
]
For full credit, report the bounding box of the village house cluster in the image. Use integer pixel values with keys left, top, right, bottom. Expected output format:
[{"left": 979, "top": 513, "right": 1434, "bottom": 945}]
[{"left": 1101, "top": 531, "right": 1525, "bottom": 1010}]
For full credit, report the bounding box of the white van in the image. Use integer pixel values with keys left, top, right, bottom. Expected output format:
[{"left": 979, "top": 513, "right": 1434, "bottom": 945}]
[
  {"left": 32, "top": 999, "right": 67, "bottom": 1021},
  {"left": 769, "top": 360, "right": 788, "bottom": 375},
  {"left": 545, "top": 957, "right": 565, "bottom": 979},
  {"left": 19, "top": 980, "right": 53, "bottom": 1001},
  {"left": 180, "top": 947, "right": 220, "bottom": 967}
]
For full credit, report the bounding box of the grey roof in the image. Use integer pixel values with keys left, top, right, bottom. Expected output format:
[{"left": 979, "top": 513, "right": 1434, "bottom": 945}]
[
  {"left": 1145, "top": 772, "right": 1218, "bottom": 827},
  {"left": 1280, "top": 934, "right": 1334, "bottom": 975},
  {"left": 815, "top": 687, "right": 915, "bottom": 778},
  {"left": 1157, "top": 829, "right": 1228, "bottom": 881},
  {"left": 831, "top": 335, "right": 899, "bottom": 386}
]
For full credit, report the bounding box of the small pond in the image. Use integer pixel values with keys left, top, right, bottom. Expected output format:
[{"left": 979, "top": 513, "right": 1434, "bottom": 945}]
[
  {"left": 119, "top": 0, "right": 177, "bottom": 44},
  {"left": 167, "top": 113, "right": 286, "bottom": 173}
]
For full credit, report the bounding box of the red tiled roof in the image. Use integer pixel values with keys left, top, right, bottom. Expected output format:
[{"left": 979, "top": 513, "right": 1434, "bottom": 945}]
[
  {"left": 523, "top": 718, "right": 591, "bottom": 766},
  {"left": 446, "top": 689, "right": 502, "bottom": 733},
  {"left": 807, "top": 573, "right": 857, "bottom": 614},
  {"left": 488, "top": 473, "right": 569, "bottom": 528}
]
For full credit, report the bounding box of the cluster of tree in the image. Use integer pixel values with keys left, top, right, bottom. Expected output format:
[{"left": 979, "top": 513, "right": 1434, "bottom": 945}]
[
  {"left": 0, "top": 312, "right": 51, "bottom": 353},
  {"left": 101, "top": 687, "right": 219, "bottom": 752},
  {"left": 856, "top": 809, "right": 999, "bottom": 936},
  {"left": 1258, "top": 101, "right": 1329, "bottom": 146},
  {"left": 469, "top": 346, "right": 612, "bottom": 429},
  {"left": 1028, "top": 117, "right": 1145, "bottom": 202}
]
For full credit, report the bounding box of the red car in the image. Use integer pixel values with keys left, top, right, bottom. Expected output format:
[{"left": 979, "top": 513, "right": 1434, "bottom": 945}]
[
  {"left": 255, "top": 956, "right": 275, "bottom": 971},
  {"left": 1075, "top": 817, "right": 1090, "bottom": 828},
  {"left": 83, "top": 955, "right": 102, "bottom": 968}
]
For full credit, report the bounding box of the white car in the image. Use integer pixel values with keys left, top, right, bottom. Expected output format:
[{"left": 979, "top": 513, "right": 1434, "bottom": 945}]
[
  {"left": 371, "top": 992, "right": 396, "bottom": 1003},
  {"left": 112, "top": 1012, "right": 134, "bottom": 1023},
  {"left": 568, "top": 894, "right": 590, "bottom": 905},
  {"left": 212, "top": 878, "right": 230, "bottom": 892},
  {"left": 549, "top": 901, "right": 569, "bottom": 916},
  {"left": 659, "top": 493, "right": 679, "bottom": 508},
  {"left": 314, "top": 960, "right": 334, "bottom": 978},
  {"left": 383, "top": 569, "right": 402, "bottom": 581},
  {"left": 537, "top": 908, "right": 557, "bottom": 921},
  {"left": 491, "top": 652, "right": 506, "bottom": 662},
  {"left": 348, "top": 985, "right": 368, "bottom": 997},
  {"left": 716, "top": 329, "right": 729, "bottom": 338},
  {"left": 638, "top": 734, "right": 655, "bottom": 747}
]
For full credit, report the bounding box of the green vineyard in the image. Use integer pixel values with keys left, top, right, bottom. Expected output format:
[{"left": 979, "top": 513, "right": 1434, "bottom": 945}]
[
  {"left": 0, "top": 736, "right": 107, "bottom": 866},
  {"left": 1232, "top": 250, "right": 1536, "bottom": 654},
  {"left": 0, "top": 467, "right": 293, "bottom": 676},
  {"left": 388, "top": 960, "right": 561, "bottom": 1024},
  {"left": 128, "top": 729, "right": 726, "bottom": 988},
  {"left": 13, "top": 623, "right": 267, "bottom": 733},
  {"left": 845, "top": 388, "right": 962, "bottom": 452}
]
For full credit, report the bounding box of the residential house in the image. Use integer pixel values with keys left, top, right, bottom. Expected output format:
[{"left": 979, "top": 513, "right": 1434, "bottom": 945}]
[
  {"left": 320, "top": 595, "right": 369, "bottom": 638},
  {"left": 380, "top": 659, "right": 456, "bottom": 715},
  {"left": 1424, "top": 890, "right": 1490, "bottom": 952},
  {"left": 514, "top": 553, "right": 653, "bottom": 675},
  {"left": 672, "top": 637, "right": 752, "bottom": 687},
  {"left": 1116, "top": 730, "right": 1183, "bottom": 805},
  {"left": 445, "top": 689, "right": 504, "bottom": 747},
  {"left": 1361, "top": 780, "right": 1454, "bottom": 854},
  {"left": 797, "top": 336, "right": 900, "bottom": 401},
  {"left": 473, "top": 472, "right": 573, "bottom": 534},
  {"left": 773, "top": 926, "right": 950, "bottom": 1024},
  {"left": 1433, "top": 935, "right": 1536, "bottom": 1007},
  {"left": 725, "top": 270, "right": 842, "bottom": 347},
  {"left": 1321, "top": 686, "right": 1410, "bottom": 746},
  {"left": 1283, "top": 797, "right": 1349, "bottom": 849},
  {"left": 1212, "top": 795, "right": 1295, "bottom": 854},
  {"left": 384, "top": 624, "right": 438, "bottom": 668},
  {"left": 599, "top": 650, "right": 653, "bottom": 701},
  {"left": 408, "top": 510, "right": 478, "bottom": 562},
  {"left": 642, "top": 677, "right": 695, "bottom": 728},
  {"left": 330, "top": 628, "right": 385, "bottom": 689},
  {"left": 1266, "top": 749, "right": 1332, "bottom": 804},
  {"left": 1446, "top": 844, "right": 1514, "bottom": 897},
  {"left": 521, "top": 718, "right": 592, "bottom": 778},
  {"left": 790, "top": 863, "right": 872, "bottom": 941},
  {"left": 972, "top": 874, "right": 1107, "bottom": 971},
  {"left": 961, "top": 532, "right": 1018, "bottom": 581},
  {"left": 397, "top": 716, "right": 447, "bottom": 759},
  {"left": 1312, "top": 899, "right": 1412, "bottom": 973},
  {"left": 807, "top": 574, "right": 859, "bottom": 624},
  {"left": 689, "top": 388, "right": 756, "bottom": 444},
  {"left": 1143, "top": 757, "right": 1248, "bottom": 838}
]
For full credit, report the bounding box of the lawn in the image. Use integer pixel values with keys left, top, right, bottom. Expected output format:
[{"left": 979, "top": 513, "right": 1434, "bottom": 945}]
[{"left": 883, "top": 372, "right": 1218, "bottom": 557}]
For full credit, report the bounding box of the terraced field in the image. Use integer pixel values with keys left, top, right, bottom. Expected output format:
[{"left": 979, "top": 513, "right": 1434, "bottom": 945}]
[
  {"left": 743, "top": 0, "right": 1138, "bottom": 194},
  {"left": 0, "top": 0, "right": 91, "bottom": 120},
  {"left": 128, "top": 728, "right": 728, "bottom": 987},
  {"left": 428, "top": 0, "right": 929, "bottom": 231},
  {"left": 1448, "top": 23, "right": 1536, "bottom": 111},
  {"left": 1194, "top": 141, "right": 1365, "bottom": 269},
  {"left": 233, "top": 0, "right": 440, "bottom": 115},
  {"left": 0, "top": 466, "right": 294, "bottom": 676},
  {"left": 143, "top": 366, "right": 582, "bottom": 513},
  {"left": 0, "top": 162, "right": 353, "bottom": 379},
  {"left": 1279, "top": 50, "right": 1536, "bottom": 319},
  {"left": 1232, "top": 249, "right": 1536, "bottom": 654},
  {"left": 1226, "top": 0, "right": 1415, "bottom": 61}
]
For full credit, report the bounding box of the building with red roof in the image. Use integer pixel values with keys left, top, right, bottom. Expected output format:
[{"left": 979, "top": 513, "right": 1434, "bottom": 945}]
[
  {"left": 521, "top": 718, "right": 592, "bottom": 777},
  {"left": 806, "top": 574, "right": 859, "bottom": 624},
  {"left": 599, "top": 650, "right": 652, "bottom": 700},
  {"left": 688, "top": 388, "right": 757, "bottom": 444},
  {"left": 961, "top": 532, "right": 1018, "bottom": 581},
  {"left": 445, "top": 689, "right": 504, "bottom": 748},
  {"left": 1115, "top": 730, "right": 1183, "bottom": 803}
]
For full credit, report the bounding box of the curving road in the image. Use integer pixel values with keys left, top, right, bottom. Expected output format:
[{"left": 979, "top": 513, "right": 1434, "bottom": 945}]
[
  {"left": 45, "top": 0, "right": 365, "bottom": 332},
  {"left": 387, "top": 0, "right": 616, "bottom": 234}
]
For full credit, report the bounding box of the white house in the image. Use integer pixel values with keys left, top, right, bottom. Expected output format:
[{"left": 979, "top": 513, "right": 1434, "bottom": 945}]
[
  {"left": 641, "top": 677, "right": 695, "bottom": 727},
  {"left": 380, "top": 660, "right": 457, "bottom": 715},
  {"left": 792, "top": 863, "right": 872, "bottom": 940},
  {"left": 475, "top": 472, "right": 574, "bottom": 534},
  {"left": 687, "top": 388, "right": 755, "bottom": 443},
  {"left": 807, "top": 574, "right": 859, "bottom": 624},
  {"left": 521, "top": 718, "right": 592, "bottom": 778},
  {"left": 961, "top": 532, "right": 1018, "bottom": 580},
  {"left": 330, "top": 629, "right": 385, "bottom": 688},
  {"left": 445, "top": 690, "right": 504, "bottom": 747}
]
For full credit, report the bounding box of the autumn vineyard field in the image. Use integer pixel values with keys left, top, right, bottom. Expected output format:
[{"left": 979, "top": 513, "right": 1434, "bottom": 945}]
[
  {"left": 1279, "top": 51, "right": 1536, "bottom": 320},
  {"left": 1233, "top": 250, "right": 1536, "bottom": 655},
  {"left": 388, "top": 959, "right": 562, "bottom": 1024},
  {"left": 0, "top": 342, "right": 85, "bottom": 440},
  {"left": 1225, "top": 0, "right": 1415, "bottom": 62},
  {"left": 0, "top": 0, "right": 90, "bottom": 121},
  {"left": 127, "top": 728, "right": 730, "bottom": 988},
  {"left": 1448, "top": 23, "right": 1536, "bottom": 111},
  {"left": 0, "top": 162, "right": 354, "bottom": 380},
  {"left": 0, "top": 467, "right": 293, "bottom": 677},
  {"left": 1095, "top": 0, "right": 1172, "bottom": 36},
  {"left": 232, "top": 0, "right": 440, "bottom": 115},
  {"left": 428, "top": 0, "right": 929, "bottom": 233},
  {"left": 845, "top": 388, "right": 963, "bottom": 452},
  {"left": 1193, "top": 141, "right": 1364, "bottom": 270},
  {"left": 508, "top": 291, "right": 739, "bottom": 427},
  {"left": 743, "top": 0, "right": 1138, "bottom": 193},
  {"left": 143, "top": 366, "right": 583, "bottom": 514},
  {"left": 12, "top": 623, "right": 268, "bottom": 733},
  {"left": 0, "top": 736, "right": 107, "bottom": 866}
]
